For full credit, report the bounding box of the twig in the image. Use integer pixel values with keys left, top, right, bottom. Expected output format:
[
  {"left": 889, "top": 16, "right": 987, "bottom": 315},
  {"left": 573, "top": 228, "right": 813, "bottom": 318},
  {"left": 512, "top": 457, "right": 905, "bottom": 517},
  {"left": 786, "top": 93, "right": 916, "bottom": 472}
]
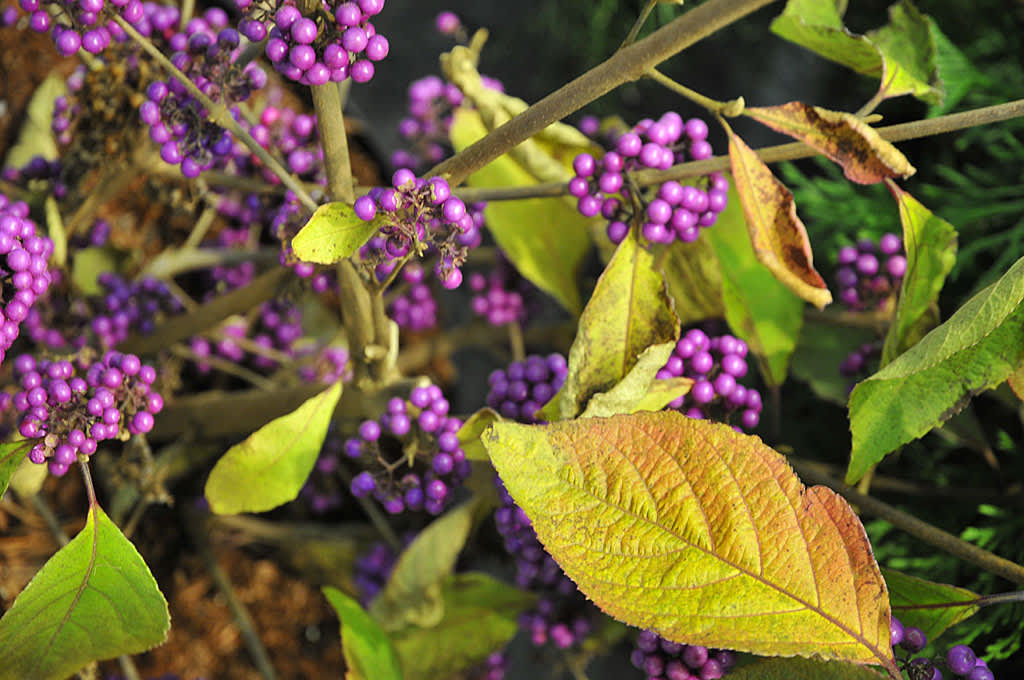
[
  {"left": 168, "top": 343, "right": 277, "bottom": 391},
  {"left": 112, "top": 14, "right": 318, "bottom": 212},
  {"left": 620, "top": 0, "right": 658, "bottom": 49},
  {"left": 117, "top": 267, "right": 289, "bottom": 355},
  {"left": 447, "top": 98, "right": 1024, "bottom": 203},
  {"left": 335, "top": 466, "right": 401, "bottom": 551},
  {"left": 189, "top": 513, "right": 279, "bottom": 680},
  {"left": 140, "top": 247, "right": 280, "bottom": 280},
  {"left": 790, "top": 460, "right": 1024, "bottom": 586},
  {"left": 29, "top": 493, "right": 70, "bottom": 548},
  {"left": 647, "top": 67, "right": 744, "bottom": 117},
  {"left": 430, "top": 0, "right": 778, "bottom": 186}
]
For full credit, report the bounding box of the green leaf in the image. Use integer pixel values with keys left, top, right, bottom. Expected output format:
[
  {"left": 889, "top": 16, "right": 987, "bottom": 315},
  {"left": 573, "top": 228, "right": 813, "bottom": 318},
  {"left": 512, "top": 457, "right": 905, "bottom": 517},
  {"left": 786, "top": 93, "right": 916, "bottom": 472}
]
[
  {"left": 926, "top": 17, "right": 978, "bottom": 116},
  {"left": 847, "top": 256, "right": 1024, "bottom": 483},
  {"left": 8, "top": 454, "right": 49, "bottom": 498},
  {"left": 659, "top": 237, "right": 725, "bottom": 326},
  {"left": 881, "top": 184, "right": 957, "bottom": 366},
  {"left": 390, "top": 572, "right": 535, "bottom": 680},
  {"left": 706, "top": 184, "right": 804, "bottom": 386},
  {"left": 449, "top": 108, "right": 590, "bottom": 314},
  {"left": 44, "top": 196, "right": 66, "bottom": 269},
  {"left": 3, "top": 72, "right": 63, "bottom": 170},
  {"left": 205, "top": 381, "right": 343, "bottom": 513},
  {"left": 770, "top": 0, "right": 943, "bottom": 105},
  {"left": 291, "top": 202, "right": 382, "bottom": 265},
  {"left": 728, "top": 657, "right": 886, "bottom": 680},
  {"left": 483, "top": 412, "right": 895, "bottom": 668},
  {"left": 0, "top": 505, "right": 170, "bottom": 680},
  {"left": 791, "top": 317, "right": 877, "bottom": 405},
  {"left": 866, "top": 2, "right": 942, "bottom": 104},
  {"left": 580, "top": 342, "right": 685, "bottom": 418},
  {"left": 556, "top": 228, "right": 679, "bottom": 420},
  {"left": 0, "top": 441, "right": 30, "bottom": 502},
  {"left": 771, "top": 1, "right": 889, "bottom": 81},
  {"left": 323, "top": 586, "right": 402, "bottom": 680},
  {"left": 71, "top": 247, "right": 121, "bottom": 295},
  {"left": 369, "top": 501, "right": 475, "bottom": 630},
  {"left": 883, "top": 568, "right": 979, "bottom": 641},
  {"left": 457, "top": 408, "right": 501, "bottom": 461}
]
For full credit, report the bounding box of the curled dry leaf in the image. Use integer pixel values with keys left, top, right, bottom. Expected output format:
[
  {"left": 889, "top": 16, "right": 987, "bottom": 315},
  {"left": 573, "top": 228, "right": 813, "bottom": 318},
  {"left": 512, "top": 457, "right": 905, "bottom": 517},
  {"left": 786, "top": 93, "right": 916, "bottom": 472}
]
[
  {"left": 745, "top": 102, "right": 916, "bottom": 184},
  {"left": 727, "top": 131, "right": 832, "bottom": 309}
]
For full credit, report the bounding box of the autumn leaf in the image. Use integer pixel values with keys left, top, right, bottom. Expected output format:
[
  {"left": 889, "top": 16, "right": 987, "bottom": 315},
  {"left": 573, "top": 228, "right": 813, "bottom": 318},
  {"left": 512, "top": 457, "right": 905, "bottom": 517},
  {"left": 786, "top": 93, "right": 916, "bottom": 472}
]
[
  {"left": 483, "top": 411, "right": 895, "bottom": 670},
  {"left": 728, "top": 130, "right": 832, "bottom": 309},
  {"left": 745, "top": 102, "right": 915, "bottom": 184}
]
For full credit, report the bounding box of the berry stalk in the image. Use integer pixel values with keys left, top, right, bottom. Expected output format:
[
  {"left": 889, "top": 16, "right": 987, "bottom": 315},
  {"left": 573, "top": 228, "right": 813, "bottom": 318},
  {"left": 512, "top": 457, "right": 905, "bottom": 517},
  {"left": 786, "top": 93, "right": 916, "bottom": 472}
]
[{"left": 111, "top": 13, "right": 319, "bottom": 212}]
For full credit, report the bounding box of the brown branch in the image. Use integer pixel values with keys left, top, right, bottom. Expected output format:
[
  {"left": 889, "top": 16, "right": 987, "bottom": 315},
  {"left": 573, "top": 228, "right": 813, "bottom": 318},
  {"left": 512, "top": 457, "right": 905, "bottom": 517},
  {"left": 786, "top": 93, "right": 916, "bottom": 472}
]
[{"left": 429, "top": 0, "right": 779, "bottom": 186}]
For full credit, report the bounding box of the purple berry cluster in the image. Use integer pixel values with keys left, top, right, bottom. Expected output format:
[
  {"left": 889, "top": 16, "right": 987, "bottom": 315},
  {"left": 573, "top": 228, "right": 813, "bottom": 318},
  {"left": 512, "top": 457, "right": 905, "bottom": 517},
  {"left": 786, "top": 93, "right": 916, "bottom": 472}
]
[
  {"left": 353, "top": 539, "right": 398, "bottom": 605},
  {"left": 237, "top": 0, "right": 389, "bottom": 85},
  {"left": 297, "top": 345, "right": 352, "bottom": 384},
  {"left": 838, "top": 340, "right": 882, "bottom": 381},
  {"left": 485, "top": 353, "right": 568, "bottom": 424},
  {"left": 248, "top": 104, "right": 325, "bottom": 189},
  {"left": 188, "top": 299, "right": 302, "bottom": 374},
  {"left": 391, "top": 75, "right": 460, "bottom": 170},
  {"left": 836, "top": 233, "right": 907, "bottom": 310},
  {"left": 570, "top": 113, "right": 728, "bottom": 245},
  {"left": 468, "top": 256, "right": 537, "bottom": 327},
  {"left": 23, "top": 272, "right": 182, "bottom": 351},
  {"left": 299, "top": 426, "right": 344, "bottom": 514},
  {"left": 495, "top": 479, "right": 598, "bottom": 649},
  {"left": 631, "top": 629, "right": 735, "bottom": 680},
  {"left": 466, "top": 651, "right": 506, "bottom": 680},
  {"left": 657, "top": 328, "right": 762, "bottom": 432},
  {"left": 139, "top": 9, "right": 267, "bottom": 178},
  {"left": 354, "top": 169, "right": 481, "bottom": 290},
  {"left": 17, "top": 0, "right": 147, "bottom": 56},
  {"left": 387, "top": 262, "right": 438, "bottom": 332},
  {"left": 12, "top": 351, "right": 164, "bottom": 476},
  {"left": 488, "top": 353, "right": 596, "bottom": 649},
  {"left": 891, "top": 617, "right": 995, "bottom": 680},
  {"left": 0, "top": 196, "right": 55, "bottom": 365},
  {"left": 345, "top": 382, "right": 470, "bottom": 515}
]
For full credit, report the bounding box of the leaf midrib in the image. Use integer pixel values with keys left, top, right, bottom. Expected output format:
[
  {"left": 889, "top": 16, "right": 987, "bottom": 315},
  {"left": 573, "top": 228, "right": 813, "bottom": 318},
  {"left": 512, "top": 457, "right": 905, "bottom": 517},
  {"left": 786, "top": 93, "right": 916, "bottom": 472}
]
[
  {"left": 32, "top": 506, "right": 100, "bottom": 676},
  {"left": 538, "top": 424, "right": 891, "bottom": 667}
]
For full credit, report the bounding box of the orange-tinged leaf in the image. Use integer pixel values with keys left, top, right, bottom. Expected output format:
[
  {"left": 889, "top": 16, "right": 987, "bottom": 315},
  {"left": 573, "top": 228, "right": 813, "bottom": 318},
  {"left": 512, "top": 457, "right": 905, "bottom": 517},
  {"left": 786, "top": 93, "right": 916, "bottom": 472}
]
[
  {"left": 745, "top": 102, "right": 915, "bottom": 184},
  {"left": 728, "top": 131, "right": 832, "bottom": 309},
  {"left": 483, "top": 412, "right": 895, "bottom": 669}
]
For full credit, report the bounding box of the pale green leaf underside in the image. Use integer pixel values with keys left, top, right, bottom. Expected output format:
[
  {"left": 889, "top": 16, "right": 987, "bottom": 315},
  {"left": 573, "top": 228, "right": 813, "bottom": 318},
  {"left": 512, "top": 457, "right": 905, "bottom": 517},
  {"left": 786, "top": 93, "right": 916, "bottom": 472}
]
[
  {"left": 706, "top": 186, "right": 803, "bottom": 386},
  {"left": 205, "top": 381, "right": 343, "bottom": 513},
  {"left": 370, "top": 501, "right": 474, "bottom": 630},
  {"left": 0, "top": 505, "right": 169, "bottom": 680},
  {"left": 390, "top": 572, "right": 534, "bottom": 680}
]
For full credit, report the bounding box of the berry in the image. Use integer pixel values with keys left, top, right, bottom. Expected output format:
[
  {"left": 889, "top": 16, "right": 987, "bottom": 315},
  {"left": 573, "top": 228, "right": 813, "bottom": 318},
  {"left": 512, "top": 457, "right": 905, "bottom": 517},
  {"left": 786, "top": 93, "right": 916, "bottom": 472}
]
[
  {"left": 659, "top": 328, "right": 761, "bottom": 431},
  {"left": 572, "top": 112, "right": 727, "bottom": 245},
  {"left": 12, "top": 352, "right": 163, "bottom": 475},
  {"left": 834, "top": 234, "right": 905, "bottom": 312},
  {"left": 343, "top": 381, "right": 469, "bottom": 515}
]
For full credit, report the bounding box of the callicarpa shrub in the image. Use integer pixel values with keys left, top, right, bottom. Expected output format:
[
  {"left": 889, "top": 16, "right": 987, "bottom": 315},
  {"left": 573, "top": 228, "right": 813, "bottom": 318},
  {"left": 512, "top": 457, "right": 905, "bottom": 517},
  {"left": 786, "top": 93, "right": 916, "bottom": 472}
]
[{"left": 0, "top": 1, "right": 1022, "bottom": 679}]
